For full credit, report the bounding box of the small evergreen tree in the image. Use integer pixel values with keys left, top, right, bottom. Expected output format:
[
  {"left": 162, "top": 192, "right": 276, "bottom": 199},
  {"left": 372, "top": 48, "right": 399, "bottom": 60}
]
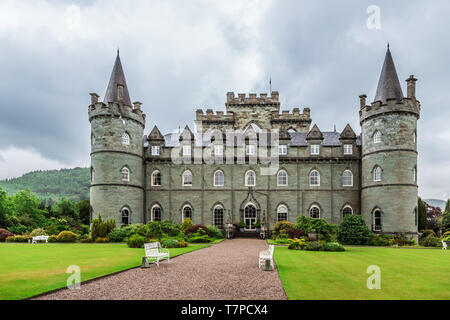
[
  {"left": 442, "top": 213, "right": 450, "bottom": 233},
  {"left": 181, "top": 218, "right": 193, "bottom": 232},
  {"left": 445, "top": 199, "right": 450, "bottom": 214},
  {"left": 91, "top": 214, "right": 115, "bottom": 240},
  {"left": 418, "top": 197, "right": 427, "bottom": 231},
  {"left": 338, "top": 215, "right": 372, "bottom": 245}
]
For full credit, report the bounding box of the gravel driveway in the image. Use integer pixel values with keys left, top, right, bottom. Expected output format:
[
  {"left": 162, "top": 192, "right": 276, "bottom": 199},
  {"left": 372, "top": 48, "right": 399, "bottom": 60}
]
[{"left": 34, "top": 239, "right": 287, "bottom": 300}]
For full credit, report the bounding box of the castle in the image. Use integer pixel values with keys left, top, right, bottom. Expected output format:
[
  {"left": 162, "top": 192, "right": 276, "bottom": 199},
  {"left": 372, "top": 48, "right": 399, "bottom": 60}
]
[{"left": 88, "top": 47, "right": 420, "bottom": 240}]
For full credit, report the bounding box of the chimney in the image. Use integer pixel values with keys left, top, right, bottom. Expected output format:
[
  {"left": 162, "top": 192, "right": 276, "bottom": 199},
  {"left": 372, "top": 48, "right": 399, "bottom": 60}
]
[
  {"left": 90, "top": 93, "right": 99, "bottom": 105},
  {"left": 406, "top": 75, "right": 417, "bottom": 99},
  {"left": 359, "top": 94, "right": 367, "bottom": 108},
  {"left": 133, "top": 101, "right": 142, "bottom": 110}
]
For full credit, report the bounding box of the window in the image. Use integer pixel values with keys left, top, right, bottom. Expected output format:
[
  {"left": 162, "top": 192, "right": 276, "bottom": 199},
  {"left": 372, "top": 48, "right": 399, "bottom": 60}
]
[
  {"left": 277, "top": 205, "right": 288, "bottom": 222},
  {"left": 151, "top": 146, "right": 160, "bottom": 156},
  {"left": 278, "top": 145, "right": 287, "bottom": 155},
  {"left": 121, "top": 207, "right": 130, "bottom": 225},
  {"left": 342, "top": 170, "right": 353, "bottom": 187},
  {"left": 246, "top": 144, "right": 256, "bottom": 156},
  {"left": 213, "top": 206, "right": 224, "bottom": 228},
  {"left": 310, "top": 205, "right": 320, "bottom": 219},
  {"left": 373, "top": 209, "right": 382, "bottom": 231},
  {"left": 151, "top": 205, "right": 161, "bottom": 222},
  {"left": 182, "top": 205, "right": 192, "bottom": 221},
  {"left": 245, "top": 170, "right": 256, "bottom": 187},
  {"left": 413, "top": 131, "right": 416, "bottom": 144},
  {"left": 151, "top": 170, "right": 161, "bottom": 186},
  {"left": 373, "top": 130, "right": 382, "bottom": 144},
  {"left": 309, "top": 170, "right": 320, "bottom": 186},
  {"left": 310, "top": 144, "right": 320, "bottom": 155},
  {"left": 122, "top": 133, "right": 130, "bottom": 145},
  {"left": 182, "top": 145, "right": 191, "bottom": 156},
  {"left": 277, "top": 170, "right": 288, "bottom": 186},
  {"left": 214, "top": 170, "right": 224, "bottom": 186},
  {"left": 214, "top": 145, "right": 223, "bottom": 156},
  {"left": 413, "top": 167, "right": 417, "bottom": 183},
  {"left": 373, "top": 166, "right": 382, "bottom": 182},
  {"left": 344, "top": 144, "right": 353, "bottom": 155},
  {"left": 121, "top": 167, "right": 130, "bottom": 182},
  {"left": 342, "top": 206, "right": 353, "bottom": 217},
  {"left": 414, "top": 208, "right": 418, "bottom": 226},
  {"left": 91, "top": 133, "right": 95, "bottom": 146},
  {"left": 182, "top": 170, "right": 192, "bottom": 186},
  {"left": 90, "top": 167, "right": 94, "bottom": 183}
]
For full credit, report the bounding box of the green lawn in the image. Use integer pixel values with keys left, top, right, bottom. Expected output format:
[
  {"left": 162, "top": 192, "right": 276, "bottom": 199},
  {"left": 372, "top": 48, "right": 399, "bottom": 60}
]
[
  {"left": 0, "top": 243, "right": 209, "bottom": 300},
  {"left": 275, "top": 246, "right": 450, "bottom": 300}
]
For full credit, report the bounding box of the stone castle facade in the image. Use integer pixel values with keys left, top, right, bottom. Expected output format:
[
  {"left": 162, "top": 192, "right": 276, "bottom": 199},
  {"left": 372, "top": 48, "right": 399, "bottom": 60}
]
[{"left": 88, "top": 47, "right": 420, "bottom": 239}]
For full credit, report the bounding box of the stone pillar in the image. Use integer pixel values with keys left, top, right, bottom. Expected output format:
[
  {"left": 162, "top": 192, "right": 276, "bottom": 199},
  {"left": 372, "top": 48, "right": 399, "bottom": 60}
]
[{"left": 406, "top": 75, "right": 417, "bottom": 99}]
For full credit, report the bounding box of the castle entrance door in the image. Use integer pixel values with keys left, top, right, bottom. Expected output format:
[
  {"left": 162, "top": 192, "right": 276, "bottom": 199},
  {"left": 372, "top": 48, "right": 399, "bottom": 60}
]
[{"left": 244, "top": 204, "right": 257, "bottom": 231}]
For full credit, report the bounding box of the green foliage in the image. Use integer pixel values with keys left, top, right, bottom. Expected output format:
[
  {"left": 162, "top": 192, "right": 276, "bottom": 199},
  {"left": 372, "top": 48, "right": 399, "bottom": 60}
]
[
  {"left": 56, "top": 231, "right": 77, "bottom": 242},
  {"left": 188, "top": 228, "right": 212, "bottom": 243},
  {"left": 441, "top": 213, "right": 450, "bottom": 233},
  {"left": 442, "top": 236, "right": 450, "bottom": 242},
  {"left": 207, "top": 225, "right": 224, "bottom": 239},
  {"left": 77, "top": 199, "right": 91, "bottom": 225},
  {"left": 305, "top": 241, "right": 324, "bottom": 251},
  {"left": 323, "top": 242, "right": 346, "bottom": 252},
  {"left": 126, "top": 234, "right": 146, "bottom": 248},
  {"left": 48, "top": 235, "right": 58, "bottom": 242},
  {"left": 371, "top": 234, "right": 389, "bottom": 246},
  {"left": 338, "top": 215, "right": 372, "bottom": 245},
  {"left": 418, "top": 197, "right": 427, "bottom": 231},
  {"left": 421, "top": 229, "right": 436, "bottom": 238},
  {"left": 181, "top": 218, "right": 193, "bottom": 232},
  {"left": 30, "top": 228, "right": 47, "bottom": 237},
  {"left": 295, "top": 216, "right": 313, "bottom": 234},
  {"left": 95, "top": 237, "right": 109, "bottom": 243},
  {"left": 287, "top": 238, "right": 307, "bottom": 250},
  {"left": 107, "top": 228, "right": 128, "bottom": 242},
  {"left": 238, "top": 221, "right": 245, "bottom": 229},
  {"left": 91, "top": 215, "right": 115, "bottom": 240},
  {"left": 445, "top": 199, "right": 450, "bottom": 214},
  {"left": 161, "top": 238, "right": 179, "bottom": 248},
  {"left": 273, "top": 221, "right": 296, "bottom": 237},
  {"left": 178, "top": 240, "right": 188, "bottom": 248},
  {"left": 6, "top": 235, "right": 32, "bottom": 243},
  {"left": 419, "top": 235, "right": 441, "bottom": 247},
  {"left": 146, "top": 221, "right": 164, "bottom": 241}
]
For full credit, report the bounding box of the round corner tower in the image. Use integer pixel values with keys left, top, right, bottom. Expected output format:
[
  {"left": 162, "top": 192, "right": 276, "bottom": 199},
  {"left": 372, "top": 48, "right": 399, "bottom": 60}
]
[
  {"left": 88, "top": 51, "right": 146, "bottom": 226},
  {"left": 360, "top": 47, "right": 420, "bottom": 241}
]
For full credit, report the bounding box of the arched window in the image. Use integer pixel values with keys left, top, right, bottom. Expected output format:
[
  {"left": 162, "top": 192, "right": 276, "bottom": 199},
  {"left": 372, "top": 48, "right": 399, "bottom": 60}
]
[
  {"left": 151, "top": 205, "right": 161, "bottom": 222},
  {"left": 277, "top": 170, "right": 288, "bottom": 186},
  {"left": 342, "top": 170, "right": 353, "bottom": 187},
  {"left": 413, "top": 167, "right": 417, "bottom": 183},
  {"left": 277, "top": 205, "right": 288, "bottom": 222},
  {"left": 182, "top": 170, "right": 192, "bottom": 186},
  {"left": 414, "top": 208, "right": 418, "bottom": 226},
  {"left": 342, "top": 205, "right": 353, "bottom": 217},
  {"left": 309, "top": 170, "right": 320, "bottom": 186},
  {"left": 151, "top": 170, "right": 161, "bottom": 186},
  {"left": 413, "top": 131, "right": 417, "bottom": 144},
  {"left": 91, "top": 133, "right": 95, "bottom": 146},
  {"left": 373, "top": 166, "right": 382, "bottom": 182},
  {"left": 373, "top": 130, "right": 382, "bottom": 144},
  {"left": 90, "top": 167, "right": 94, "bottom": 183},
  {"left": 309, "top": 205, "right": 320, "bottom": 219},
  {"left": 122, "top": 132, "right": 130, "bottom": 145},
  {"left": 213, "top": 205, "right": 224, "bottom": 228},
  {"left": 182, "top": 205, "right": 193, "bottom": 221},
  {"left": 245, "top": 170, "right": 256, "bottom": 187},
  {"left": 214, "top": 170, "right": 224, "bottom": 186},
  {"left": 121, "top": 207, "right": 130, "bottom": 225},
  {"left": 373, "top": 209, "right": 382, "bottom": 231},
  {"left": 121, "top": 167, "right": 130, "bottom": 182}
]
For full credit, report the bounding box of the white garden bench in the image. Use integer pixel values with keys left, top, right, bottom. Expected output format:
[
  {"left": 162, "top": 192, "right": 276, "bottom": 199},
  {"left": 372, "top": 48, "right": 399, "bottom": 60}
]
[
  {"left": 32, "top": 235, "right": 49, "bottom": 244},
  {"left": 442, "top": 240, "right": 448, "bottom": 250},
  {"left": 259, "top": 244, "right": 274, "bottom": 269},
  {"left": 144, "top": 242, "right": 170, "bottom": 267}
]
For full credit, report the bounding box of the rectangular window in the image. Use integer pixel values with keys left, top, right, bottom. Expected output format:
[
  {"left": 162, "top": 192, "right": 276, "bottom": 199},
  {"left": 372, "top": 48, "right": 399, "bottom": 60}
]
[
  {"left": 278, "top": 145, "right": 287, "bottom": 155},
  {"left": 310, "top": 145, "right": 320, "bottom": 155},
  {"left": 344, "top": 144, "right": 352, "bottom": 155},
  {"left": 151, "top": 146, "right": 160, "bottom": 156},
  {"left": 182, "top": 145, "right": 191, "bottom": 156},
  {"left": 246, "top": 144, "right": 256, "bottom": 156},
  {"left": 214, "top": 145, "right": 223, "bottom": 156}
]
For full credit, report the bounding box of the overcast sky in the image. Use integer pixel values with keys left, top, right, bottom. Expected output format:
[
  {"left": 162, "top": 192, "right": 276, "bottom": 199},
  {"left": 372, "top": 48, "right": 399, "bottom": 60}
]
[{"left": 0, "top": 0, "right": 449, "bottom": 200}]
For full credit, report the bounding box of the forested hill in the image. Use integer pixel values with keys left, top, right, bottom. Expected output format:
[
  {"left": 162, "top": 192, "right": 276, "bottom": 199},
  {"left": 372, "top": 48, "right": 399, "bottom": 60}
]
[{"left": 0, "top": 167, "right": 90, "bottom": 203}]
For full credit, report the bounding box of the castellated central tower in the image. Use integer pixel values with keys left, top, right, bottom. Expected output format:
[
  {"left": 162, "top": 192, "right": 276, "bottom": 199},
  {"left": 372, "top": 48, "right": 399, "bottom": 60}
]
[
  {"left": 360, "top": 47, "right": 420, "bottom": 241},
  {"left": 88, "top": 51, "right": 146, "bottom": 225}
]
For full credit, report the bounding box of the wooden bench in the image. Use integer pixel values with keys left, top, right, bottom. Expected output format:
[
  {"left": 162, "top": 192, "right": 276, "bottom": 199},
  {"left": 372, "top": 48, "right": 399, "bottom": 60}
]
[
  {"left": 259, "top": 244, "right": 274, "bottom": 269},
  {"left": 32, "top": 235, "right": 49, "bottom": 244}
]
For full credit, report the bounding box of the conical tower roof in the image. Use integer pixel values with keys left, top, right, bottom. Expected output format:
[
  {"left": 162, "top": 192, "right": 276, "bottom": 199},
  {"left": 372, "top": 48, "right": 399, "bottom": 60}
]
[
  {"left": 374, "top": 45, "right": 404, "bottom": 103},
  {"left": 104, "top": 50, "right": 132, "bottom": 106}
]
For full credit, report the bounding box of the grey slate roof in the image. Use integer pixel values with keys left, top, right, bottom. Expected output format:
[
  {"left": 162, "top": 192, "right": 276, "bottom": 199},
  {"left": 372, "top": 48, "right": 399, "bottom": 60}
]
[
  {"left": 374, "top": 46, "right": 404, "bottom": 103},
  {"left": 103, "top": 51, "right": 132, "bottom": 106}
]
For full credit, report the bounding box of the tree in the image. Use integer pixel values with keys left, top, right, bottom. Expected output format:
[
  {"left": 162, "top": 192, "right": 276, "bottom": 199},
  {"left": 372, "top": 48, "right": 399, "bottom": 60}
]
[
  {"left": 77, "top": 199, "right": 91, "bottom": 225},
  {"left": 445, "top": 199, "right": 450, "bottom": 214},
  {"left": 0, "top": 188, "right": 10, "bottom": 227},
  {"left": 338, "top": 215, "right": 372, "bottom": 245},
  {"left": 418, "top": 197, "right": 427, "bottom": 231},
  {"left": 442, "top": 213, "right": 450, "bottom": 233}
]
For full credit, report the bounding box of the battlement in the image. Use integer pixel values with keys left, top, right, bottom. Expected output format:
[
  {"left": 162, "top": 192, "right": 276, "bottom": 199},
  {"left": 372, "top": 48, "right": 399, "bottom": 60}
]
[
  {"left": 359, "top": 97, "right": 420, "bottom": 124},
  {"left": 195, "top": 108, "right": 234, "bottom": 123},
  {"left": 88, "top": 93, "right": 146, "bottom": 126},
  {"left": 226, "top": 91, "right": 280, "bottom": 106},
  {"left": 271, "top": 107, "right": 311, "bottom": 122}
]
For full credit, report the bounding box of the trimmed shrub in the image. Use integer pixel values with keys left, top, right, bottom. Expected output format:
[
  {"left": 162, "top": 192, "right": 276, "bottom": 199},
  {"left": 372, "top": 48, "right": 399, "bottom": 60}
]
[
  {"left": 273, "top": 221, "right": 296, "bottom": 237},
  {"left": 338, "top": 215, "right": 372, "bottom": 245},
  {"left": 371, "top": 234, "right": 389, "bottom": 246},
  {"left": 48, "top": 235, "right": 58, "bottom": 242},
  {"left": 305, "top": 241, "right": 324, "bottom": 251},
  {"left": 127, "top": 234, "right": 145, "bottom": 248},
  {"left": 323, "top": 242, "right": 345, "bottom": 252},
  {"left": 79, "top": 237, "right": 93, "bottom": 243},
  {"left": 95, "top": 237, "right": 109, "bottom": 243},
  {"left": 179, "top": 240, "right": 188, "bottom": 248},
  {"left": 285, "top": 228, "right": 306, "bottom": 239},
  {"left": 6, "top": 235, "right": 32, "bottom": 243},
  {"left": 207, "top": 226, "right": 224, "bottom": 239},
  {"left": 181, "top": 218, "right": 193, "bottom": 232},
  {"left": 188, "top": 228, "right": 212, "bottom": 242},
  {"left": 421, "top": 229, "right": 436, "bottom": 239},
  {"left": 185, "top": 224, "right": 211, "bottom": 237},
  {"left": 57, "top": 231, "right": 77, "bottom": 242},
  {"left": 0, "top": 228, "right": 13, "bottom": 242},
  {"left": 30, "top": 228, "right": 47, "bottom": 237},
  {"left": 161, "top": 238, "right": 179, "bottom": 248},
  {"left": 420, "top": 235, "right": 441, "bottom": 247},
  {"left": 107, "top": 228, "right": 128, "bottom": 242},
  {"left": 288, "top": 238, "right": 307, "bottom": 250}
]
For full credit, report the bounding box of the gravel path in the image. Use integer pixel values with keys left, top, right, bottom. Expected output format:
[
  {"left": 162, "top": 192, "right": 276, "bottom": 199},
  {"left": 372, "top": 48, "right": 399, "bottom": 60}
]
[{"left": 34, "top": 239, "right": 287, "bottom": 300}]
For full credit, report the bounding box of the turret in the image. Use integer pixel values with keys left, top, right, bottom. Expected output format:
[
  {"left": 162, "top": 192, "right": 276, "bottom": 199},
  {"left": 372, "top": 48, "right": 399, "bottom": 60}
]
[
  {"left": 360, "top": 46, "right": 420, "bottom": 241},
  {"left": 88, "top": 51, "right": 145, "bottom": 226}
]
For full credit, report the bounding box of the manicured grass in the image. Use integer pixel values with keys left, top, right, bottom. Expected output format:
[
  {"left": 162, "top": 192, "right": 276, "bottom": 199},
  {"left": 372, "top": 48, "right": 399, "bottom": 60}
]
[
  {"left": 0, "top": 243, "right": 209, "bottom": 300},
  {"left": 275, "top": 246, "right": 450, "bottom": 300}
]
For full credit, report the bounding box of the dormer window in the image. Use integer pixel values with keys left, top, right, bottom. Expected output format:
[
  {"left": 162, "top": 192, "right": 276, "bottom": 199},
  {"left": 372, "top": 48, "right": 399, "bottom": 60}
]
[
  {"left": 344, "top": 144, "right": 353, "bottom": 155},
  {"left": 122, "top": 133, "right": 130, "bottom": 145},
  {"left": 151, "top": 146, "right": 160, "bottom": 156},
  {"left": 310, "top": 145, "right": 320, "bottom": 155}
]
